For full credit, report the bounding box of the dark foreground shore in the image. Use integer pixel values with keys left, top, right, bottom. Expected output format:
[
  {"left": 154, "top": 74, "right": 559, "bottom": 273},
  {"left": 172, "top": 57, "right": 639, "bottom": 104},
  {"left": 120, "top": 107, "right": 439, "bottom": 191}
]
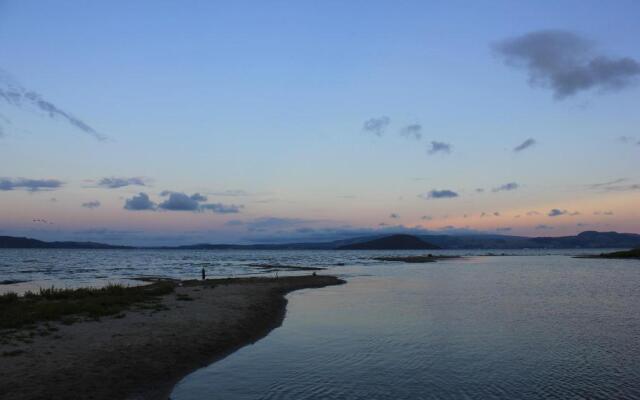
[{"left": 0, "top": 275, "right": 345, "bottom": 400}]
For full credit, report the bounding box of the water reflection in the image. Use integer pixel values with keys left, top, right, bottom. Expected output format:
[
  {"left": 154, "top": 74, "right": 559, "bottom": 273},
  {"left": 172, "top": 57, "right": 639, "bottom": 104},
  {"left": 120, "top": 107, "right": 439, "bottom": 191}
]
[{"left": 172, "top": 256, "right": 640, "bottom": 400}]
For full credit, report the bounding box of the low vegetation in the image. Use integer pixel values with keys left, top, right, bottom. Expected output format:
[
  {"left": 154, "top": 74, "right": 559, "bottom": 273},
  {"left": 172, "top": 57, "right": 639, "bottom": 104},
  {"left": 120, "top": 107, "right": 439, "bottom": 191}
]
[
  {"left": 0, "top": 282, "right": 174, "bottom": 331},
  {"left": 593, "top": 248, "right": 640, "bottom": 259}
]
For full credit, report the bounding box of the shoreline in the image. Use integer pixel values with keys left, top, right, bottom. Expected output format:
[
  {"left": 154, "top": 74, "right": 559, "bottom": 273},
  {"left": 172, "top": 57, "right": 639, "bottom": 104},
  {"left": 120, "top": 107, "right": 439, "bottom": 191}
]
[{"left": 0, "top": 274, "right": 345, "bottom": 400}]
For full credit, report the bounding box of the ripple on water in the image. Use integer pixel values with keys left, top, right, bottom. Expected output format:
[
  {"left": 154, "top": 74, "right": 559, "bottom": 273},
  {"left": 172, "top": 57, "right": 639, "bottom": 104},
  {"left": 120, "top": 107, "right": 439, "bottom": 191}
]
[{"left": 170, "top": 254, "right": 640, "bottom": 400}]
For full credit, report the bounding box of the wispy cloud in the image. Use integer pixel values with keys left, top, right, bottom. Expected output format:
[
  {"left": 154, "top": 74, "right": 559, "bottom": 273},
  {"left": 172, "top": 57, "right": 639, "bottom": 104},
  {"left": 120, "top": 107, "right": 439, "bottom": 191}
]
[
  {"left": 593, "top": 210, "right": 614, "bottom": 216},
  {"left": 200, "top": 203, "right": 243, "bottom": 214},
  {"left": 208, "top": 190, "right": 250, "bottom": 197},
  {"left": 0, "top": 177, "right": 63, "bottom": 191},
  {"left": 513, "top": 138, "right": 536, "bottom": 152},
  {"left": 427, "top": 141, "right": 452, "bottom": 155},
  {"left": 586, "top": 178, "right": 627, "bottom": 189},
  {"left": 400, "top": 124, "right": 422, "bottom": 140},
  {"left": 492, "top": 182, "right": 519, "bottom": 192},
  {"left": 243, "top": 217, "right": 323, "bottom": 233},
  {"left": 363, "top": 116, "right": 390, "bottom": 136},
  {"left": 81, "top": 201, "right": 101, "bottom": 209},
  {"left": 585, "top": 178, "right": 640, "bottom": 192},
  {"left": 494, "top": 30, "right": 640, "bottom": 99},
  {"left": 535, "top": 224, "right": 553, "bottom": 230},
  {"left": 420, "top": 189, "right": 459, "bottom": 199},
  {"left": 32, "top": 218, "right": 53, "bottom": 225},
  {"left": 603, "top": 184, "right": 640, "bottom": 192},
  {"left": 618, "top": 136, "right": 638, "bottom": 144},
  {"left": 547, "top": 209, "right": 580, "bottom": 217},
  {"left": 98, "top": 177, "right": 147, "bottom": 189},
  {"left": 0, "top": 70, "right": 106, "bottom": 140}
]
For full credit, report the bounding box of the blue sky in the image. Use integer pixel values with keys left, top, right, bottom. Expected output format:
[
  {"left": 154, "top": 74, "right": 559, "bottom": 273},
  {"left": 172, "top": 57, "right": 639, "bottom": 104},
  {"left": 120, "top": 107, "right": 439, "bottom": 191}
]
[{"left": 1, "top": 1, "right": 639, "bottom": 245}]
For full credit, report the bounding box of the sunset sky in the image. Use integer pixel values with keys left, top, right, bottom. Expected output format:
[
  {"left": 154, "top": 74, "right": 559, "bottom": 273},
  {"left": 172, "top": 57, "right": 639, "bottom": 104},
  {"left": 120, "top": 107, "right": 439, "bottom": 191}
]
[{"left": 1, "top": 1, "right": 639, "bottom": 245}]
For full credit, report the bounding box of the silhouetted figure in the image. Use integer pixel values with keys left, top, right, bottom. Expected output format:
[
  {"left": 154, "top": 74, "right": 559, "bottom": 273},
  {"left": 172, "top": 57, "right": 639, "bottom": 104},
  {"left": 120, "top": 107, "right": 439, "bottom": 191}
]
[
  {"left": 202, "top": 267, "right": 205, "bottom": 280},
  {"left": 312, "top": 272, "right": 316, "bottom": 276}
]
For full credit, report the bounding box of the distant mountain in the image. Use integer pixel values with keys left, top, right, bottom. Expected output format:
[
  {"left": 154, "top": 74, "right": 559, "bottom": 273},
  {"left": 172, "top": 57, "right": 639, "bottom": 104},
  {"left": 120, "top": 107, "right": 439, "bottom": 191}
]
[
  {"left": 338, "top": 234, "right": 439, "bottom": 250},
  {"left": 530, "top": 231, "right": 640, "bottom": 249},
  {"left": 0, "top": 236, "right": 132, "bottom": 249},
  {"left": 0, "top": 236, "right": 49, "bottom": 248},
  {"left": 1, "top": 231, "right": 640, "bottom": 250},
  {"left": 415, "top": 231, "right": 640, "bottom": 250},
  {"left": 416, "top": 234, "right": 534, "bottom": 250}
]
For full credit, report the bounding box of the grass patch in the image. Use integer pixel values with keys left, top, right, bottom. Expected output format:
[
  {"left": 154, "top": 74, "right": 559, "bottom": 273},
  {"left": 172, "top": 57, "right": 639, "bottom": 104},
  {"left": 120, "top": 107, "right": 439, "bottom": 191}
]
[
  {"left": 2, "top": 349, "right": 24, "bottom": 357},
  {"left": 175, "top": 293, "right": 194, "bottom": 301},
  {"left": 0, "top": 292, "right": 19, "bottom": 304},
  {"left": 0, "top": 282, "right": 174, "bottom": 331}
]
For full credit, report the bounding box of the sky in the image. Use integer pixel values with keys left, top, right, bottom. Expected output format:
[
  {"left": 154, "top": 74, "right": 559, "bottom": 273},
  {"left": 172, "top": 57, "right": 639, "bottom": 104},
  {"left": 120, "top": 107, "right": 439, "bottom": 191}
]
[{"left": 0, "top": 0, "right": 639, "bottom": 245}]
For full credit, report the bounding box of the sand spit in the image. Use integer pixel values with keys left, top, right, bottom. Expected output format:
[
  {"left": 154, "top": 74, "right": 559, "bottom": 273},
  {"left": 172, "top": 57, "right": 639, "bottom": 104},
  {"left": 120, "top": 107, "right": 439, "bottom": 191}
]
[
  {"left": 372, "top": 255, "right": 461, "bottom": 263},
  {"left": 0, "top": 275, "right": 345, "bottom": 400},
  {"left": 575, "top": 248, "right": 640, "bottom": 259}
]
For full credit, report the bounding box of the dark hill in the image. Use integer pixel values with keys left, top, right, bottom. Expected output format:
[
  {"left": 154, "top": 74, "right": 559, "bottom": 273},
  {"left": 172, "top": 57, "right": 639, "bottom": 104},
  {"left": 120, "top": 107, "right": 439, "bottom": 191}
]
[
  {"left": 0, "top": 236, "right": 131, "bottom": 249},
  {"left": 531, "top": 231, "right": 640, "bottom": 249},
  {"left": 1, "top": 230, "right": 640, "bottom": 250},
  {"left": 337, "top": 234, "right": 440, "bottom": 250},
  {"left": 0, "top": 236, "right": 50, "bottom": 248}
]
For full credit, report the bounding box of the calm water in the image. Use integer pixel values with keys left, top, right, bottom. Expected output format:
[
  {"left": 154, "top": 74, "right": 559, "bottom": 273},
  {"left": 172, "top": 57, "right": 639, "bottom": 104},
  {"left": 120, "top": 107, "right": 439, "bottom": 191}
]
[
  {"left": 2, "top": 249, "right": 640, "bottom": 398},
  {"left": 0, "top": 248, "right": 594, "bottom": 294},
  {"left": 171, "top": 254, "right": 640, "bottom": 400},
  {"left": 0, "top": 248, "right": 377, "bottom": 294}
]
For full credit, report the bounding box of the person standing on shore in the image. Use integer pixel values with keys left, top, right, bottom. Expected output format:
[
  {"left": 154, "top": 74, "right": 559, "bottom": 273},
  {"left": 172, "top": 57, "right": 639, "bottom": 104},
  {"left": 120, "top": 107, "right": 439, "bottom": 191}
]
[{"left": 201, "top": 267, "right": 205, "bottom": 280}]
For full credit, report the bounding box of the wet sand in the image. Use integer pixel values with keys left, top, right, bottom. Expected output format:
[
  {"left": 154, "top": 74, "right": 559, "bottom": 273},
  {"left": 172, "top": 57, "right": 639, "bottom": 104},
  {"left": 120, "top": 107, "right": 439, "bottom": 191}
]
[{"left": 0, "top": 275, "right": 345, "bottom": 400}]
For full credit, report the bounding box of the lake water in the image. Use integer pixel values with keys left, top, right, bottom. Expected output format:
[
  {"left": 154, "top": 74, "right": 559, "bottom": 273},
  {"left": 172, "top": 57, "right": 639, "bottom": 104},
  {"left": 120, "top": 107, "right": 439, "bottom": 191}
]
[
  {"left": 0, "top": 248, "right": 378, "bottom": 294},
  {"left": 0, "top": 248, "right": 598, "bottom": 294},
  {"left": 171, "top": 253, "right": 640, "bottom": 400},
  {"left": 2, "top": 249, "right": 640, "bottom": 398}
]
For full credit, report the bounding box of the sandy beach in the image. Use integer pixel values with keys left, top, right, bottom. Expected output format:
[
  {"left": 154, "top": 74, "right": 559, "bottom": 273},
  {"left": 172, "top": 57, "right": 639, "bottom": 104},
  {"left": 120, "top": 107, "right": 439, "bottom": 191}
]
[{"left": 0, "top": 275, "right": 345, "bottom": 400}]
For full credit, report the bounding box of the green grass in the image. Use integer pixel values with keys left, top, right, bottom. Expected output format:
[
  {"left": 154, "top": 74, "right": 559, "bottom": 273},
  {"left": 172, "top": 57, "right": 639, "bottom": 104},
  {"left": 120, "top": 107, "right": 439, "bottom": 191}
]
[{"left": 0, "top": 282, "right": 174, "bottom": 331}]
